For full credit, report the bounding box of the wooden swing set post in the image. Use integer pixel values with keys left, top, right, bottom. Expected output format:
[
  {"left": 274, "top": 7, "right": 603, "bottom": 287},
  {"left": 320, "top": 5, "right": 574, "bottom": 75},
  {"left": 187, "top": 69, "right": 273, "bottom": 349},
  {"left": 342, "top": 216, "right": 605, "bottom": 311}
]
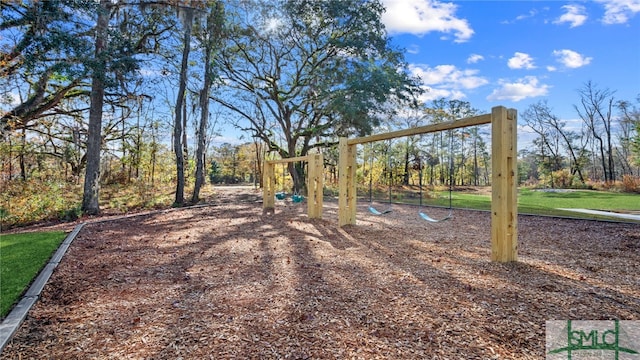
[
  {"left": 262, "top": 154, "right": 324, "bottom": 219},
  {"left": 338, "top": 137, "right": 357, "bottom": 226},
  {"left": 337, "top": 106, "right": 518, "bottom": 262},
  {"left": 263, "top": 159, "right": 276, "bottom": 210},
  {"left": 490, "top": 106, "right": 518, "bottom": 262},
  {"left": 307, "top": 153, "right": 324, "bottom": 219}
]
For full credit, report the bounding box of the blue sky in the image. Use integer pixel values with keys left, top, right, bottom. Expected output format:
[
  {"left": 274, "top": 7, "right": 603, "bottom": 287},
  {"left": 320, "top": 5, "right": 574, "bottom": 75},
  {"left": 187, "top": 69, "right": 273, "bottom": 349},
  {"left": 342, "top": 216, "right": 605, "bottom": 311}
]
[
  {"left": 381, "top": 0, "right": 640, "bottom": 137},
  {"left": 211, "top": 0, "right": 639, "bottom": 147}
]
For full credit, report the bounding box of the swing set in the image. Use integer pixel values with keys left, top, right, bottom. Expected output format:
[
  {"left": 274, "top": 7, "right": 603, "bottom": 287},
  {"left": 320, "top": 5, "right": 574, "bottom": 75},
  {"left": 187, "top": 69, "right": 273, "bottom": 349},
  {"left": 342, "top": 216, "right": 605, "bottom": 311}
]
[
  {"left": 366, "top": 143, "right": 393, "bottom": 215},
  {"left": 274, "top": 162, "right": 304, "bottom": 202},
  {"left": 338, "top": 106, "right": 518, "bottom": 262},
  {"left": 368, "top": 134, "right": 455, "bottom": 223},
  {"left": 417, "top": 129, "right": 454, "bottom": 223},
  {"left": 263, "top": 153, "right": 324, "bottom": 219},
  {"left": 261, "top": 106, "right": 517, "bottom": 262}
]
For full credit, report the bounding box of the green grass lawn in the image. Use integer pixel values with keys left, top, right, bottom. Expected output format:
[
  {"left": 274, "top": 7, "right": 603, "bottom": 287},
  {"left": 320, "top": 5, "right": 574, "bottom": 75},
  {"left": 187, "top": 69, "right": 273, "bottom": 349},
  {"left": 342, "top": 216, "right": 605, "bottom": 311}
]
[
  {"left": 414, "top": 188, "right": 640, "bottom": 221},
  {"left": 517, "top": 188, "right": 640, "bottom": 217},
  {"left": 0, "top": 231, "right": 66, "bottom": 318},
  {"left": 360, "top": 185, "right": 640, "bottom": 222}
]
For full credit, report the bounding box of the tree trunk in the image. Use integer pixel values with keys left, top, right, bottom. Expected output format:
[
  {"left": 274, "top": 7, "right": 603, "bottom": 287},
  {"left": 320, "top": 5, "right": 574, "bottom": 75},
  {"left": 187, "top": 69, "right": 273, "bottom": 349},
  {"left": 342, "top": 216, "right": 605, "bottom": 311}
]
[
  {"left": 472, "top": 131, "right": 479, "bottom": 186},
  {"left": 173, "top": 9, "right": 194, "bottom": 206},
  {"left": 182, "top": 98, "right": 189, "bottom": 163},
  {"left": 19, "top": 127, "right": 26, "bottom": 180},
  {"left": 403, "top": 139, "right": 410, "bottom": 185},
  {"left": 562, "top": 134, "right": 585, "bottom": 184},
  {"left": 81, "top": 0, "right": 108, "bottom": 215},
  {"left": 606, "top": 130, "right": 615, "bottom": 182},
  {"left": 594, "top": 135, "right": 608, "bottom": 183},
  {"left": 192, "top": 40, "right": 213, "bottom": 203},
  {"left": 290, "top": 162, "right": 305, "bottom": 194},
  {"left": 254, "top": 139, "right": 263, "bottom": 188}
]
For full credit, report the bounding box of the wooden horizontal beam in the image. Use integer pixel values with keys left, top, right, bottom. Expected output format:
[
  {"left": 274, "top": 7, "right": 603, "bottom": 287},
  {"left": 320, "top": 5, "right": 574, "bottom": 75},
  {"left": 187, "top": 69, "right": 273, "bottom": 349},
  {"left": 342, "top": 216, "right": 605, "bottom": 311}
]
[
  {"left": 347, "top": 113, "right": 492, "bottom": 145},
  {"left": 266, "top": 156, "right": 310, "bottom": 164}
]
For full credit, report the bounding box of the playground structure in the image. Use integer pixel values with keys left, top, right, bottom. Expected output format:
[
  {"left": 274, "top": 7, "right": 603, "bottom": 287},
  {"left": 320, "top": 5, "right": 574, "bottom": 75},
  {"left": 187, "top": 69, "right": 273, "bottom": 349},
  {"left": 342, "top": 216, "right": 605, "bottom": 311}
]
[
  {"left": 261, "top": 106, "right": 517, "bottom": 262},
  {"left": 262, "top": 153, "right": 324, "bottom": 219},
  {"left": 338, "top": 106, "right": 518, "bottom": 262}
]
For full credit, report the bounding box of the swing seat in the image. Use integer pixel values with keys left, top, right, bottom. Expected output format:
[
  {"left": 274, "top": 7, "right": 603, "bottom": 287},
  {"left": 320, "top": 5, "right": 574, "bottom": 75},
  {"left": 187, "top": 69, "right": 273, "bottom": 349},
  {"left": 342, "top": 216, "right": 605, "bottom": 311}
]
[
  {"left": 275, "top": 192, "right": 287, "bottom": 200},
  {"left": 292, "top": 194, "right": 304, "bottom": 203},
  {"left": 419, "top": 210, "right": 452, "bottom": 223},
  {"left": 368, "top": 206, "right": 392, "bottom": 215}
]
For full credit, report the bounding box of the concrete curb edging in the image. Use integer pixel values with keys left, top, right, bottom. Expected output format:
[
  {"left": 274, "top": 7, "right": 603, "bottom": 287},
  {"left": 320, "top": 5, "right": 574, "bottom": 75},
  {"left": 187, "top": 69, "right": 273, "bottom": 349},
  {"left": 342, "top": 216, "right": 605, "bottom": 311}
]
[{"left": 0, "top": 223, "right": 85, "bottom": 352}]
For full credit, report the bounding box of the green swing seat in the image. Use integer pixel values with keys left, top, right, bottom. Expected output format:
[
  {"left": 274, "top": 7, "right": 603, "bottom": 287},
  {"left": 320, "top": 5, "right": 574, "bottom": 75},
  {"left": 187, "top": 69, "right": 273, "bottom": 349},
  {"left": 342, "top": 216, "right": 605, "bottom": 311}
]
[
  {"left": 368, "top": 206, "right": 392, "bottom": 215},
  {"left": 419, "top": 209, "right": 453, "bottom": 223}
]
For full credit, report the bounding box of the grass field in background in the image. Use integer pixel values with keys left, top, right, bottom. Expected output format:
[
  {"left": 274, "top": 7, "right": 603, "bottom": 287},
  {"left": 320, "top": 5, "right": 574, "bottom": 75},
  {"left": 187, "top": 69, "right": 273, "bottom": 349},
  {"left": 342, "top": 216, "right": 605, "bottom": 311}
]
[
  {"left": 362, "top": 186, "right": 640, "bottom": 222},
  {"left": 0, "top": 231, "right": 66, "bottom": 318},
  {"left": 517, "top": 188, "right": 640, "bottom": 218}
]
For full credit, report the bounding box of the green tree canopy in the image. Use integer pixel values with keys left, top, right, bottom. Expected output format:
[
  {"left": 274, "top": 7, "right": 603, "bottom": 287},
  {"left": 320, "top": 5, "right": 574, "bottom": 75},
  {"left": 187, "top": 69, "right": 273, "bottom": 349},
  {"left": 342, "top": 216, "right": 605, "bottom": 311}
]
[
  {"left": 215, "top": 1, "right": 418, "bottom": 148},
  {"left": 212, "top": 0, "right": 420, "bottom": 191}
]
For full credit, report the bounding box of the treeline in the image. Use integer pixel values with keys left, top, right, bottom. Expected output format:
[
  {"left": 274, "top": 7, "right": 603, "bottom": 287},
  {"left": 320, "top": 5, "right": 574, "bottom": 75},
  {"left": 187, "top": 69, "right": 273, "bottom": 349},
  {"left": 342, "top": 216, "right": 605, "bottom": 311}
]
[
  {"left": 1, "top": 0, "right": 421, "bottom": 218},
  {"left": 519, "top": 84, "right": 639, "bottom": 190}
]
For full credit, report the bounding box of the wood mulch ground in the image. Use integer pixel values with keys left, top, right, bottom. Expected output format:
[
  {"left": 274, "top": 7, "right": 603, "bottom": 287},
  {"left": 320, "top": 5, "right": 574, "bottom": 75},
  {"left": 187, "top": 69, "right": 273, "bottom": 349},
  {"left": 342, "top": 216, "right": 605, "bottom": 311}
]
[{"left": 1, "top": 186, "right": 639, "bottom": 359}]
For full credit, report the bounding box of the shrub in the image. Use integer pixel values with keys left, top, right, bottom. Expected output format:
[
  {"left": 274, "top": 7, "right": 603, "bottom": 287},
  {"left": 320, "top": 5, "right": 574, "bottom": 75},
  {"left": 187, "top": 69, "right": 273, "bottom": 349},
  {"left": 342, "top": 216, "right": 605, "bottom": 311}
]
[
  {"left": 621, "top": 175, "right": 640, "bottom": 193},
  {"left": 539, "top": 169, "right": 575, "bottom": 189},
  {"left": 551, "top": 169, "right": 573, "bottom": 189},
  {"left": 0, "top": 180, "right": 81, "bottom": 228}
]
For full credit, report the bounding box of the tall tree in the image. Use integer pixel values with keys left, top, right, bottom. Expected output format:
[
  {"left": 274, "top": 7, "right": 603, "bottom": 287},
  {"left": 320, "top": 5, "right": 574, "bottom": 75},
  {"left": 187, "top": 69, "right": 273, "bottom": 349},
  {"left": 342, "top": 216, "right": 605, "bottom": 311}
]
[
  {"left": 192, "top": 1, "right": 225, "bottom": 203},
  {"left": 172, "top": 7, "right": 195, "bottom": 205},
  {"left": 212, "top": 0, "right": 420, "bottom": 192},
  {"left": 81, "top": 0, "right": 110, "bottom": 214},
  {"left": 2, "top": 1, "right": 171, "bottom": 190},
  {"left": 633, "top": 121, "right": 640, "bottom": 169},
  {"left": 575, "top": 81, "right": 616, "bottom": 183},
  {"left": 617, "top": 96, "right": 640, "bottom": 175},
  {"left": 523, "top": 100, "right": 586, "bottom": 185},
  {"left": 82, "top": 1, "right": 164, "bottom": 213},
  {"left": 424, "top": 99, "right": 477, "bottom": 186}
]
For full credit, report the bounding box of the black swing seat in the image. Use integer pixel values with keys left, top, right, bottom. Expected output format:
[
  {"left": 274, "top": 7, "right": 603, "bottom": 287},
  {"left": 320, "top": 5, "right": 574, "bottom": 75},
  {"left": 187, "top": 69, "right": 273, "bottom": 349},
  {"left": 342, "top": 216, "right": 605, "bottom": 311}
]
[
  {"left": 368, "top": 206, "right": 392, "bottom": 215},
  {"left": 418, "top": 209, "right": 453, "bottom": 223}
]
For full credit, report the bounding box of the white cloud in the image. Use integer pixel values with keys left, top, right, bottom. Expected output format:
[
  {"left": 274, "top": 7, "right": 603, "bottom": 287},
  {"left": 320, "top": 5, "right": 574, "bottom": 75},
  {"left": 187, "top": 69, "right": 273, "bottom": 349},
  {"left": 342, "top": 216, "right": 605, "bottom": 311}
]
[
  {"left": 418, "top": 87, "right": 466, "bottom": 102},
  {"left": 409, "top": 64, "right": 488, "bottom": 102},
  {"left": 553, "top": 49, "right": 592, "bottom": 68},
  {"left": 596, "top": 0, "right": 640, "bottom": 24},
  {"left": 406, "top": 44, "right": 420, "bottom": 54},
  {"left": 487, "top": 76, "right": 550, "bottom": 102},
  {"left": 546, "top": 65, "right": 557, "bottom": 72},
  {"left": 467, "top": 54, "right": 484, "bottom": 64},
  {"left": 516, "top": 9, "right": 538, "bottom": 21},
  {"left": 508, "top": 52, "right": 536, "bottom": 69},
  {"left": 409, "top": 64, "right": 488, "bottom": 88},
  {"left": 554, "top": 4, "right": 588, "bottom": 27},
  {"left": 381, "top": 0, "right": 474, "bottom": 42},
  {"left": 501, "top": 9, "right": 539, "bottom": 24}
]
